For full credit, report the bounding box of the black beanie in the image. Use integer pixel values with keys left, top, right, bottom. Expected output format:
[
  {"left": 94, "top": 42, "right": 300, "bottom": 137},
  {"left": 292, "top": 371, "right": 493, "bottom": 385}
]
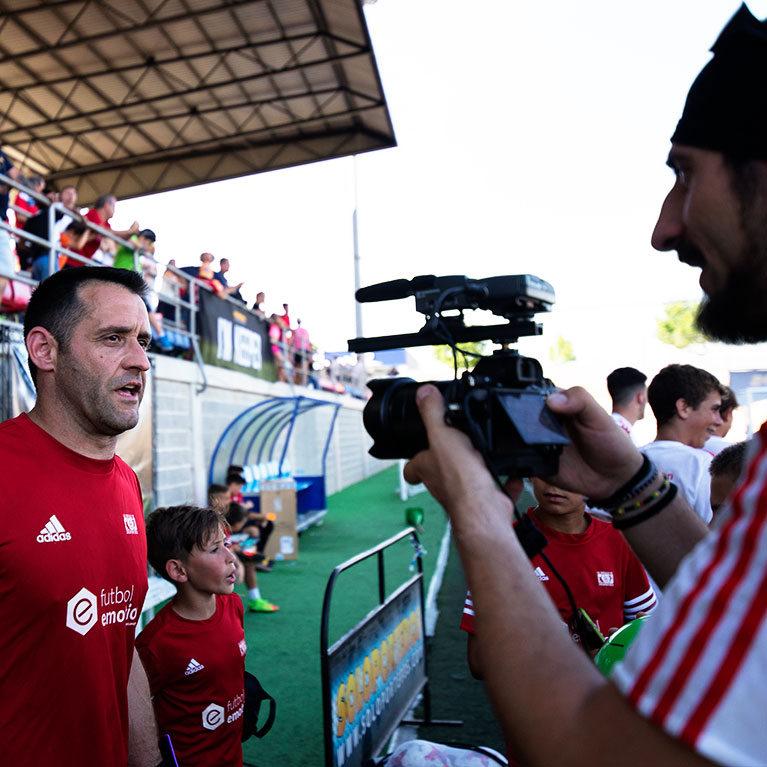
[{"left": 672, "top": 4, "right": 767, "bottom": 160}]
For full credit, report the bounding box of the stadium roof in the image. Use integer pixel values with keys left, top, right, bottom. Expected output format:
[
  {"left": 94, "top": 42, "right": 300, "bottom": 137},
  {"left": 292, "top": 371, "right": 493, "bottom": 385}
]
[{"left": 0, "top": 0, "right": 396, "bottom": 204}]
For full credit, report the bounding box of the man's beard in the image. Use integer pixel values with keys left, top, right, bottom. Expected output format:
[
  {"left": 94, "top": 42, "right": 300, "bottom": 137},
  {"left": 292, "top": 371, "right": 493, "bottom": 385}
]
[
  {"left": 697, "top": 259, "right": 767, "bottom": 343},
  {"left": 696, "top": 168, "right": 767, "bottom": 344}
]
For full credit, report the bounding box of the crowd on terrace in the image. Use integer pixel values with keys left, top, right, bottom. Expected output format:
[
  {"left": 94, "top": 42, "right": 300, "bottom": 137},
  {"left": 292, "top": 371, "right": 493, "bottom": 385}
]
[{"left": 0, "top": 169, "right": 367, "bottom": 392}]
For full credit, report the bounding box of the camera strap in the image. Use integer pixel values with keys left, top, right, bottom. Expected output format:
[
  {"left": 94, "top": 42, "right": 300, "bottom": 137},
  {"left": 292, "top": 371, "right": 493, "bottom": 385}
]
[{"left": 514, "top": 514, "right": 548, "bottom": 560}]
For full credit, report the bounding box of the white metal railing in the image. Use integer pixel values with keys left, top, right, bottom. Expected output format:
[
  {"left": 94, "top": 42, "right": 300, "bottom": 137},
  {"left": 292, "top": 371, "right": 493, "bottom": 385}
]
[{"left": 0, "top": 173, "right": 320, "bottom": 390}]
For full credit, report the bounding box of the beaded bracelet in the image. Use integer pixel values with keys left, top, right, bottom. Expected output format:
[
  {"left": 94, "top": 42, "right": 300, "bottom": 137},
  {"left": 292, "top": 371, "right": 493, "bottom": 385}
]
[
  {"left": 613, "top": 478, "right": 670, "bottom": 519},
  {"left": 612, "top": 482, "right": 678, "bottom": 530},
  {"left": 586, "top": 454, "right": 659, "bottom": 512}
]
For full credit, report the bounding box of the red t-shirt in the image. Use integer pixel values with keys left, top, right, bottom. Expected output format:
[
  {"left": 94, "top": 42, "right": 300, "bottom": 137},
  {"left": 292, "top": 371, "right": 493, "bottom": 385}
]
[
  {"left": 0, "top": 413, "right": 148, "bottom": 766},
  {"left": 461, "top": 510, "right": 656, "bottom": 639},
  {"left": 65, "top": 206, "right": 110, "bottom": 264},
  {"left": 136, "top": 593, "right": 247, "bottom": 767}
]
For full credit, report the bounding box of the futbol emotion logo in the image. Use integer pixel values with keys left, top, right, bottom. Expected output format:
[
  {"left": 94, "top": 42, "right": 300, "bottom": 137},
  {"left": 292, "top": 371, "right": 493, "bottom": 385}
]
[
  {"left": 66, "top": 587, "right": 98, "bottom": 636},
  {"left": 202, "top": 703, "right": 225, "bottom": 731}
]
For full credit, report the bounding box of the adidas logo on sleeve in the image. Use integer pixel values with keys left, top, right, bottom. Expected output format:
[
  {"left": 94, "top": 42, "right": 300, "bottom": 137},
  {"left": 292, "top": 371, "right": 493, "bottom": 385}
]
[
  {"left": 36, "top": 515, "right": 72, "bottom": 543},
  {"left": 185, "top": 658, "right": 205, "bottom": 676}
]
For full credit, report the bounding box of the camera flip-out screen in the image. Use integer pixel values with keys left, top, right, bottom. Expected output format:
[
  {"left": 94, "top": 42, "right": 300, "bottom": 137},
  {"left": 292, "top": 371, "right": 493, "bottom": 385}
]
[{"left": 496, "top": 392, "right": 570, "bottom": 447}]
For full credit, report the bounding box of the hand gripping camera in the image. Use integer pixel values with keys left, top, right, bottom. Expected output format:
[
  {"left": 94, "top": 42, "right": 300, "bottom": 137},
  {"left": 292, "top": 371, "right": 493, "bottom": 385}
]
[{"left": 348, "top": 274, "right": 569, "bottom": 478}]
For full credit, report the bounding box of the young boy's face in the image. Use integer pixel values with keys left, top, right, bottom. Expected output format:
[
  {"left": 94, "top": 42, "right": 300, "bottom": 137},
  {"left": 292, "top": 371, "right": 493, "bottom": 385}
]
[
  {"left": 531, "top": 478, "right": 586, "bottom": 516},
  {"left": 181, "top": 525, "right": 237, "bottom": 595}
]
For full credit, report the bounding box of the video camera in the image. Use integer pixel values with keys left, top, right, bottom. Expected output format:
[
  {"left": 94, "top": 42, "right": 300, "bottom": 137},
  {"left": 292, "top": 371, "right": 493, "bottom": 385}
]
[{"left": 348, "top": 274, "right": 569, "bottom": 478}]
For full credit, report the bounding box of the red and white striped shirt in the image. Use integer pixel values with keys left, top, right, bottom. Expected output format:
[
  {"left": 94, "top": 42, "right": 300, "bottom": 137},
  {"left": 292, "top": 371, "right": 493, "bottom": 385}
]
[{"left": 613, "top": 421, "right": 767, "bottom": 765}]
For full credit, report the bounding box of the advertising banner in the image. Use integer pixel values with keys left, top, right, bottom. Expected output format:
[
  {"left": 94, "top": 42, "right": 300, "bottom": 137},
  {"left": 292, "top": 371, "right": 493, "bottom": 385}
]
[
  {"left": 327, "top": 577, "right": 426, "bottom": 767},
  {"left": 197, "top": 290, "right": 275, "bottom": 380}
]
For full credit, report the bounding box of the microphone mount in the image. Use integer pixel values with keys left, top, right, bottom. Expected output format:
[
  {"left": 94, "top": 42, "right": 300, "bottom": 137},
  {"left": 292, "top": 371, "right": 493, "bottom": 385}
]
[{"left": 348, "top": 274, "right": 555, "bottom": 354}]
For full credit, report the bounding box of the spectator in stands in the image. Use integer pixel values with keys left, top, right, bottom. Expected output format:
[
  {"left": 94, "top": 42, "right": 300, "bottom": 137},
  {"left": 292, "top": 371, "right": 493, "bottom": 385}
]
[
  {"left": 279, "top": 302, "right": 291, "bottom": 331},
  {"left": 112, "top": 229, "right": 172, "bottom": 352},
  {"left": 214, "top": 257, "right": 245, "bottom": 302},
  {"left": 0, "top": 144, "right": 20, "bottom": 297},
  {"left": 291, "top": 318, "right": 312, "bottom": 385},
  {"left": 113, "top": 228, "right": 155, "bottom": 272},
  {"left": 642, "top": 364, "right": 722, "bottom": 523},
  {"left": 157, "top": 258, "right": 188, "bottom": 326},
  {"left": 709, "top": 440, "right": 748, "bottom": 517},
  {"left": 181, "top": 252, "right": 217, "bottom": 284},
  {"left": 182, "top": 252, "right": 236, "bottom": 302},
  {"left": 136, "top": 504, "right": 247, "bottom": 766},
  {"left": 23, "top": 184, "right": 81, "bottom": 279},
  {"left": 67, "top": 193, "right": 139, "bottom": 267},
  {"left": 606, "top": 367, "right": 647, "bottom": 444},
  {"left": 269, "top": 313, "right": 290, "bottom": 383},
  {"left": 252, "top": 291, "right": 266, "bottom": 317},
  {"left": 12, "top": 173, "right": 44, "bottom": 230},
  {"left": 705, "top": 385, "right": 739, "bottom": 455}
]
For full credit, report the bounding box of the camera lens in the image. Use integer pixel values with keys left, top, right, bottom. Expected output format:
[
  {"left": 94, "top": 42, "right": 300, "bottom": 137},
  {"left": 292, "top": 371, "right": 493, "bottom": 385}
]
[{"left": 363, "top": 378, "right": 433, "bottom": 459}]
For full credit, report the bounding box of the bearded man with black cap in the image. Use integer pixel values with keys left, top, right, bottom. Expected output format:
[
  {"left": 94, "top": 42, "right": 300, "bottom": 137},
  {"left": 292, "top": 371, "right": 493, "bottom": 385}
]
[{"left": 403, "top": 6, "right": 767, "bottom": 765}]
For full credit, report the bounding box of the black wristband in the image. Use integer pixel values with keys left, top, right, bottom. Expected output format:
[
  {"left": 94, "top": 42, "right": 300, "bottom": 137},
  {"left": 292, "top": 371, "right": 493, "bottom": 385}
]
[
  {"left": 586, "top": 454, "right": 655, "bottom": 509},
  {"left": 612, "top": 482, "right": 678, "bottom": 530}
]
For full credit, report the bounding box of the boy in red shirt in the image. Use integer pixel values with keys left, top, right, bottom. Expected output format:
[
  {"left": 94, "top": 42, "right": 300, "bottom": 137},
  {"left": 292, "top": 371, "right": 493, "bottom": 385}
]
[
  {"left": 136, "top": 505, "right": 247, "bottom": 766},
  {"left": 461, "top": 478, "right": 657, "bottom": 674}
]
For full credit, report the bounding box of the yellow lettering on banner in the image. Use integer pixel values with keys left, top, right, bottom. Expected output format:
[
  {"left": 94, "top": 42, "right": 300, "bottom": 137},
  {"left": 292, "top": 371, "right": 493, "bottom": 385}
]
[
  {"left": 371, "top": 648, "right": 381, "bottom": 689},
  {"left": 402, "top": 617, "right": 411, "bottom": 652},
  {"left": 363, "top": 655, "right": 372, "bottom": 703},
  {"left": 410, "top": 610, "right": 420, "bottom": 642},
  {"left": 381, "top": 639, "right": 389, "bottom": 681},
  {"left": 356, "top": 664, "right": 363, "bottom": 702},
  {"left": 346, "top": 672, "right": 357, "bottom": 724},
  {"left": 336, "top": 683, "right": 347, "bottom": 738},
  {"left": 389, "top": 631, "right": 396, "bottom": 665}
]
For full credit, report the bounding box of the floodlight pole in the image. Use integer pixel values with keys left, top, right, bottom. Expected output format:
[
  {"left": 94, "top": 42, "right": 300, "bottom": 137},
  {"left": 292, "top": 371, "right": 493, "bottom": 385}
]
[{"left": 352, "top": 155, "right": 363, "bottom": 339}]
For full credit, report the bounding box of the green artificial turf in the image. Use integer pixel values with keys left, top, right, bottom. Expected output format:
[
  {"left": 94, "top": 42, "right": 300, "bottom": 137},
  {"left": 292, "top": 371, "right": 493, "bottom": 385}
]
[
  {"left": 240, "top": 466, "right": 534, "bottom": 765},
  {"left": 414, "top": 536, "right": 506, "bottom": 755},
  {"left": 241, "top": 464, "right": 456, "bottom": 766}
]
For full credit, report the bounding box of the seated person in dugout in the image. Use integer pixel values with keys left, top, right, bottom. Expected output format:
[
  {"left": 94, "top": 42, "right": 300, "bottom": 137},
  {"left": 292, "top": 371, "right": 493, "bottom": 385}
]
[
  {"left": 461, "top": 478, "right": 657, "bottom": 668},
  {"left": 223, "top": 502, "right": 279, "bottom": 614},
  {"left": 225, "top": 500, "right": 273, "bottom": 572},
  {"left": 136, "top": 505, "right": 247, "bottom": 767},
  {"left": 402, "top": 9, "right": 767, "bottom": 764},
  {"left": 226, "top": 471, "right": 275, "bottom": 562}
]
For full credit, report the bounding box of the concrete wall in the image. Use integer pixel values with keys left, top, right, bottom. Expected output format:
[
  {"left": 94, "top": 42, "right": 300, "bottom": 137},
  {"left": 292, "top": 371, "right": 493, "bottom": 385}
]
[{"left": 151, "top": 355, "right": 389, "bottom": 508}]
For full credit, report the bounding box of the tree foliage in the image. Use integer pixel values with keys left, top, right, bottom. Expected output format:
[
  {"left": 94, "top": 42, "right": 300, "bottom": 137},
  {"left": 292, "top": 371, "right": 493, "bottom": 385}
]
[
  {"left": 549, "top": 335, "right": 575, "bottom": 363},
  {"left": 656, "top": 301, "right": 708, "bottom": 349},
  {"left": 434, "top": 341, "right": 489, "bottom": 373}
]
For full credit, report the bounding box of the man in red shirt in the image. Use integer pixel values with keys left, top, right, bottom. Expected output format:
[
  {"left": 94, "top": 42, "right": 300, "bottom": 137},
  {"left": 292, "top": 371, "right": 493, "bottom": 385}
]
[
  {"left": 0, "top": 266, "right": 161, "bottom": 765},
  {"left": 66, "top": 192, "right": 139, "bottom": 266}
]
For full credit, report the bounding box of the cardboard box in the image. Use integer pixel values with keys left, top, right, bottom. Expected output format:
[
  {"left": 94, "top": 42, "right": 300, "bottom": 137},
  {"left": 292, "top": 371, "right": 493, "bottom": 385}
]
[{"left": 259, "top": 479, "right": 298, "bottom": 561}]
